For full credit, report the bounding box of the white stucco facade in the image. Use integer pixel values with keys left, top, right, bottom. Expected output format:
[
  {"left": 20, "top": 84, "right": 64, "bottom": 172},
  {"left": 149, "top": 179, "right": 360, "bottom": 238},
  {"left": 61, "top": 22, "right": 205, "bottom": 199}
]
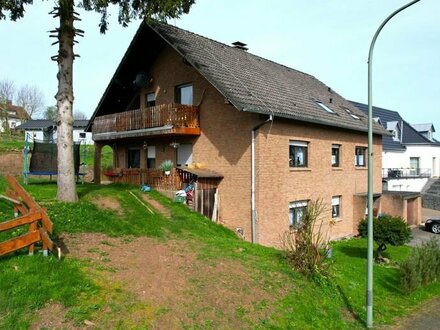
[
  {"left": 383, "top": 145, "right": 440, "bottom": 192},
  {"left": 25, "top": 128, "right": 93, "bottom": 144}
]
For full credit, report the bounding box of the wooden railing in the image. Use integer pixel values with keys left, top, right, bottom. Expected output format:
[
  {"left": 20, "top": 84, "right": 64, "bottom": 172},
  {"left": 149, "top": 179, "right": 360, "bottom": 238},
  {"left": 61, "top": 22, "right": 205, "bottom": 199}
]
[
  {"left": 107, "top": 168, "right": 182, "bottom": 190},
  {"left": 0, "top": 175, "right": 54, "bottom": 257},
  {"left": 92, "top": 103, "right": 200, "bottom": 134}
]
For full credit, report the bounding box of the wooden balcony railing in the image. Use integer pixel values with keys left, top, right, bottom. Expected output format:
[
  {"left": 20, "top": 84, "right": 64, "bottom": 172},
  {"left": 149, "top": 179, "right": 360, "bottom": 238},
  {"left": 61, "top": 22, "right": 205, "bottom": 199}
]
[{"left": 92, "top": 103, "right": 200, "bottom": 134}]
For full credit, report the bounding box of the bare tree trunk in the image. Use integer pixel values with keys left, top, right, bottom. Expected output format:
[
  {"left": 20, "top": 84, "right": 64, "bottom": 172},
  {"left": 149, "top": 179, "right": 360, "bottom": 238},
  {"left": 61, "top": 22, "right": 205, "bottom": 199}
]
[{"left": 55, "top": 0, "right": 78, "bottom": 202}]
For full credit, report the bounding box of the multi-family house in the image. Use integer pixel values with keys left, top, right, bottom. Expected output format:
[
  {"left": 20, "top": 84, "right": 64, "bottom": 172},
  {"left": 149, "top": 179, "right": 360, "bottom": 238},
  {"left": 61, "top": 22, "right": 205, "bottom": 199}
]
[
  {"left": 87, "top": 22, "right": 419, "bottom": 247},
  {"left": 0, "top": 100, "right": 30, "bottom": 132},
  {"left": 352, "top": 101, "right": 440, "bottom": 192}
]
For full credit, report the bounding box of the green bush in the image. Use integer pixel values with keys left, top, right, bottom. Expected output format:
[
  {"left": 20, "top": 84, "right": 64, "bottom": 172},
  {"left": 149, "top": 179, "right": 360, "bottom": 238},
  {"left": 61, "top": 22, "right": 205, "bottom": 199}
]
[
  {"left": 358, "top": 214, "right": 411, "bottom": 261},
  {"left": 400, "top": 238, "right": 440, "bottom": 293},
  {"left": 281, "top": 199, "right": 329, "bottom": 276}
]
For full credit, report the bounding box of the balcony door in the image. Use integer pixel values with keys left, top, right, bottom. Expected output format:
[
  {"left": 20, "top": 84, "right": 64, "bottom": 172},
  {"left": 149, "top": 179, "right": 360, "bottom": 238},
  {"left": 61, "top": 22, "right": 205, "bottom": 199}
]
[
  {"left": 176, "top": 143, "right": 193, "bottom": 167},
  {"left": 410, "top": 157, "right": 420, "bottom": 176},
  {"left": 128, "top": 148, "right": 140, "bottom": 168}
]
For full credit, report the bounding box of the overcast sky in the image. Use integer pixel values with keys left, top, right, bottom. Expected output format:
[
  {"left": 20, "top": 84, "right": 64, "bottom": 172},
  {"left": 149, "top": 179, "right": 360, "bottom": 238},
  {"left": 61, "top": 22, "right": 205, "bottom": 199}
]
[{"left": 0, "top": 0, "right": 438, "bottom": 137}]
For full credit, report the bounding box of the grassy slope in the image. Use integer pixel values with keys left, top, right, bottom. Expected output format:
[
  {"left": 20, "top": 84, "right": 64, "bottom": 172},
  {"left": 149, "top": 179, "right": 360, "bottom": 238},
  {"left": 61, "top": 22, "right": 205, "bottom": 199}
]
[{"left": 1, "top": 176, "right": 440, "bottom": 329}]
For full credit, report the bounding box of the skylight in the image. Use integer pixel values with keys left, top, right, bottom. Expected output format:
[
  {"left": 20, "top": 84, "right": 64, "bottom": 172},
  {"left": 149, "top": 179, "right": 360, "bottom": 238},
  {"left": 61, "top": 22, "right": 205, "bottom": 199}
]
[
  {"left": 344, "top": 108, "right": 360, "bottom": 120},
  {"left": 316, "top": 101, "right": 335, "bottom": 114}
]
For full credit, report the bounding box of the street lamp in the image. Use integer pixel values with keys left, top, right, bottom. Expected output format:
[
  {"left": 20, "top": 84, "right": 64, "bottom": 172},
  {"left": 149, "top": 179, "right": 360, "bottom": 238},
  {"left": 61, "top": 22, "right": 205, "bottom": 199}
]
[{"left": 366, "top": 0, "right": 421, "bottom": 328}]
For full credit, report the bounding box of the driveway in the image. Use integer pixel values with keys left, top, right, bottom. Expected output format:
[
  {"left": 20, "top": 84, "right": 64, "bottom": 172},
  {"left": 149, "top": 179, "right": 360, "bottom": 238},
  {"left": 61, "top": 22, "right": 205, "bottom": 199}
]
[{"left": 408, "top": 208, "right": 440, "bottom": 247}]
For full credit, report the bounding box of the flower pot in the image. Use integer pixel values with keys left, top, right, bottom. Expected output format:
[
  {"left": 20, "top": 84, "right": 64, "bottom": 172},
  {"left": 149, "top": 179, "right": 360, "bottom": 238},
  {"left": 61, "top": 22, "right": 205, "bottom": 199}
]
[{"left": 164, "top": 170, "right": 171, "bottom": 176}]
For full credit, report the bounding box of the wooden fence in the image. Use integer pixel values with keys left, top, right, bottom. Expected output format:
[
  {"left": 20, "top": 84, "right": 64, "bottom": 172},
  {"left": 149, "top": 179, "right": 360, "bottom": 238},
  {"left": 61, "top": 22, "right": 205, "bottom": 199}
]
[{"left": 0, "top": 175, "right": 54, "bottom": 257}]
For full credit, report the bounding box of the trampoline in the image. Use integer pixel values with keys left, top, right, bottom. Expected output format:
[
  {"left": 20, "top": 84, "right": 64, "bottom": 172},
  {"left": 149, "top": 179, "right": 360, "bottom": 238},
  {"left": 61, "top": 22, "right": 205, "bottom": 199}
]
[{"left": 23, "top": 133, "right": 87, "bottom": 184}]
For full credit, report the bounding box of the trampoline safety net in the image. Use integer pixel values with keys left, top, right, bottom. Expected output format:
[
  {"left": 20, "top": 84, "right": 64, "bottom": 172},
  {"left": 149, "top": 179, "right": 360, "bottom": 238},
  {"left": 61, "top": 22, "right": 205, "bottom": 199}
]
[{"left": 29, "top": 141, "right": 81, "bottom": 174}]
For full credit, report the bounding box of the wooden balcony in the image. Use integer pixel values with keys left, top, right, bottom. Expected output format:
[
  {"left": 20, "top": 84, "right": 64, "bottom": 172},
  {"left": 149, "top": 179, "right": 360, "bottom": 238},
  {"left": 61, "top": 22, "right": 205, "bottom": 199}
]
[{"left": 92, "top": 103, "right": 200, "bottom": 141}]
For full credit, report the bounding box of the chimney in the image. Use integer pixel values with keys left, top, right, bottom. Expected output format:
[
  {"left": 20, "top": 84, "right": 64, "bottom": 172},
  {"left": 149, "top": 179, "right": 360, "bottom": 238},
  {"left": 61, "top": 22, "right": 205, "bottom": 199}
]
[{"left": 232, "top": 41, "right": 248, "bottom": 51}]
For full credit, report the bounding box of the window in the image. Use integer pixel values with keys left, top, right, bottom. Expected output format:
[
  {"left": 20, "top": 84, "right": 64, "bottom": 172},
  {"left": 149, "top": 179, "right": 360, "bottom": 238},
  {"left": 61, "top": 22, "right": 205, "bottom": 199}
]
[
  {"left": 147, "top": 146, "right": 156, "bottom": 169},
  {"left": 355, "top": 147, "right": 366, "bottom": 167},
  {"left": 332, "top": 144, "right": 340, "bottom": 167},
  {"left": 145, "top": 92, "right": 156, "bottom": 107},
  {"left": 344, "top": 108, "right": 360, "bottom": 120},
  {"left": 176, "top": 143, "right": 193, "bottom": 166},
  {"left": 332, "top": 196, "right": 341, "bottom": 218},
  {"left": 316, "top": 101, "right": 335, "bottom": 114},
  {"left": 128, "top": 148, "right": 140, "bottom": 168},
  {"left": 289, "top": 141, "right": 308, "bottom": 167},
  {"left": 289, "top": 200, "right": 308, "bottom": 228},
  {"left": 176, "top": 84, "right": 193, "bottom": 105},
  {"left": 410, "top": 157, "right": 420, "bottom": 176}
]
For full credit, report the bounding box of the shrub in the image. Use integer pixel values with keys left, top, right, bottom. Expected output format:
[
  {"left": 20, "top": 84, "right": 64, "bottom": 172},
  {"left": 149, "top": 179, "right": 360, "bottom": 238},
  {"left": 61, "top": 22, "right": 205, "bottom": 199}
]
[
  {"left": 281, "top": 199, "right": 330, "bottom": 276},
  {"left": 400, "top": 238, "right": 440, "bottom": 293},
  {"left": 358, "top": 214, "right": 411, "bottom": 261}
]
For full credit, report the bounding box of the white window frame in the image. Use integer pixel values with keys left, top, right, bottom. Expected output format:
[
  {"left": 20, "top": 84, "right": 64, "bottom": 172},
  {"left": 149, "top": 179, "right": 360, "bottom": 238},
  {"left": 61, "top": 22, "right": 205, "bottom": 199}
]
[
  {"left": 289, "top": 200, "right": 308, "bottom": 228},
  {"left": 332, "top": 196, "right": 341, "bottom": 218},
  {"left": 289, "top": 140, "right": 309, "bottom": 168},
  {"left": 355, "top": 146, "right": 366, "bottom": 167},
  {"left": 332, "top": 144, "right": 340, "bottom": 167}
]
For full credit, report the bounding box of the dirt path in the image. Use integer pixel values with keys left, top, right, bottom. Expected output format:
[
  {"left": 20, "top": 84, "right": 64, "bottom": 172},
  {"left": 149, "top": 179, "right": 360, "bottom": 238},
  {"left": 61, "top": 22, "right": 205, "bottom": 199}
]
[
  {"left": 0, "top": 152, "right": 23, "bottom": 175},
  {"left": 31, "top": 232, "right": 288, "bottom": 329}
]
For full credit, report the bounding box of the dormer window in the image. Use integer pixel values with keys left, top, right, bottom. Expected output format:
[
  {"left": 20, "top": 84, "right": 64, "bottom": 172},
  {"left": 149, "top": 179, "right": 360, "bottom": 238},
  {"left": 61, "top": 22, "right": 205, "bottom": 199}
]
[
  {"left": 316, "top": 101, "right": 335, "bottom": 114},
  {"left": 386, "top": 121, "right": 401, "bottom": 142}
]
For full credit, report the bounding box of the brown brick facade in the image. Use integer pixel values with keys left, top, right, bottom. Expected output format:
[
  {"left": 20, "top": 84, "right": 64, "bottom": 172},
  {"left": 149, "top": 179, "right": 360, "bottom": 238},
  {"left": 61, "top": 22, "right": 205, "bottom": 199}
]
[{"left": 97, "top": 44, "right": 388, "bottom": 248}]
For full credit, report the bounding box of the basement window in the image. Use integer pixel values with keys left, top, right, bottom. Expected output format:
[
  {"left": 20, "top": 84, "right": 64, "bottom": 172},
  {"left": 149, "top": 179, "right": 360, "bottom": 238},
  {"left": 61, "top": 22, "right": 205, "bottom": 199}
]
[{"left": 316, "top": 101, "right": 335, "bottom": 114}]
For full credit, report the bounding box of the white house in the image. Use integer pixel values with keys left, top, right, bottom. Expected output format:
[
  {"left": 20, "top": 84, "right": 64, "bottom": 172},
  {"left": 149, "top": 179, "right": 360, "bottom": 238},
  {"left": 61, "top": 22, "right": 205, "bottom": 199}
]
[
  {"left": 0, "top": 101, "right": 30, "bottom": 132},
  {"left": 352, "top": 101, "right": 440, "bottom": 192},
  {"left": 16, "top": 119, "right": 94, "bottom": 144}
]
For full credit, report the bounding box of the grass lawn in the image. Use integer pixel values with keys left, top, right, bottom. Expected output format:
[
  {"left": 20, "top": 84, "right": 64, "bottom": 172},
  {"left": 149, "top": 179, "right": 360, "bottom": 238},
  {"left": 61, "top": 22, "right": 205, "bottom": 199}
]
[
  {"left": 1, "top": 176, "right": 440, "bottom": 329},
  {"left": 0, "top": 133, "right": 25, "bottom": 153}
]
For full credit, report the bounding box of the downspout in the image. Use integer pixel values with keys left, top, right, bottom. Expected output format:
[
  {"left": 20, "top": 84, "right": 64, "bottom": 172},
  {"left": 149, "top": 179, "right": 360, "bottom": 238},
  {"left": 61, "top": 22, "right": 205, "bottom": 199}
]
[{"left": 251, "top": 114, "right": 273, "bottom": 243}]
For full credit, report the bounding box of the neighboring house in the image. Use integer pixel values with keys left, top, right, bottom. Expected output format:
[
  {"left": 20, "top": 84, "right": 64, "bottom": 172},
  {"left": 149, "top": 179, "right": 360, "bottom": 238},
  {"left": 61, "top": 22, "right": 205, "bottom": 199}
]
[
  {"left": 16, "top": 119, "right": 93, "bottom": 144},
  {"left": 87, "top": 22, "right": 419, "bottom": 247},
  {"left": 412, "top": 123, "right": 437, "bottom": 142},
  {"left": 0, "top": 101, "right": 30, "bottom": 132},
  {"left": 352, "top": 101, "right": 440, "bottom": 192}
]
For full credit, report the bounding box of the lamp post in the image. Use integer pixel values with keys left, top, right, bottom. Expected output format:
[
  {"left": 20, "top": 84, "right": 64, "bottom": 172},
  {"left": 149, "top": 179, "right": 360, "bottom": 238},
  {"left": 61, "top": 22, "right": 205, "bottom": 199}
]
[{"left": 366, "top": 0, "right": 421, "bottom": 328}]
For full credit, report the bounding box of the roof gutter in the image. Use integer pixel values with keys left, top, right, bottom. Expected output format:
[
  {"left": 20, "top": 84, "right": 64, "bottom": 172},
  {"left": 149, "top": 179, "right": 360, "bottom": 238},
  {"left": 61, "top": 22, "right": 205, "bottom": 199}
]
[{"left": 251, "top": 114, "right": 273, "bottom": 243}]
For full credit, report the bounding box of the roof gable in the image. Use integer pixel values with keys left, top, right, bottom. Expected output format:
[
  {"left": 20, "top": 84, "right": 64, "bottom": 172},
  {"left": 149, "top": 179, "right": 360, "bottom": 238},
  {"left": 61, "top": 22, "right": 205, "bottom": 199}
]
[
  {"left": 89, "top": 22, "right": 386, "bottom": 135},
  {"left": 351, "top": 101, "right": 440, "bottom": 149}
]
